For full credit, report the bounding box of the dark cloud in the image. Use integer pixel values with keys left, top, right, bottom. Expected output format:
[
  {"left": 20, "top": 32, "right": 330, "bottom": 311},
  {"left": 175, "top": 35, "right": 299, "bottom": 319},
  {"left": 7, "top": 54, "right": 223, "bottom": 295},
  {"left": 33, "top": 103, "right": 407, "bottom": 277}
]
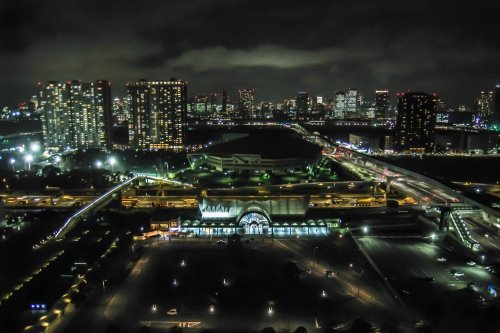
[{"left": 0, "top": 0, "right": 499, "bottom": 106}]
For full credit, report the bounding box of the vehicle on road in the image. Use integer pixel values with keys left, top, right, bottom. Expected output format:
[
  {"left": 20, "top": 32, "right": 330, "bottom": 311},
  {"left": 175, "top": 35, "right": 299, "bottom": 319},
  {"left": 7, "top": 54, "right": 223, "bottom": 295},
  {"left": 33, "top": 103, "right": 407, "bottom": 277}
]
[
  {"left": 450, "top": 269, "right": 465, "bottom": 277},
  {"left": 216, "top": 240, "right": 227, "bottom": 245},
  {"left": 467, "top": 261, "right": 477, "bottom": 266},
  {"left": 436, "top": 257, "right": 447, "bottom": 262},
  {"left": 167, "top": 308, "right": 177, "bottom": 315}
]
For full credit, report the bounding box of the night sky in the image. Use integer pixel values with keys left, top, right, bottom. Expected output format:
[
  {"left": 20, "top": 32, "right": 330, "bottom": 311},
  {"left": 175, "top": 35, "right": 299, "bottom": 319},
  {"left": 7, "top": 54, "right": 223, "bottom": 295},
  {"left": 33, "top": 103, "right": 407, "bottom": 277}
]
[{"left": 1, "top": 0, "right": 499, "bottom": 106}]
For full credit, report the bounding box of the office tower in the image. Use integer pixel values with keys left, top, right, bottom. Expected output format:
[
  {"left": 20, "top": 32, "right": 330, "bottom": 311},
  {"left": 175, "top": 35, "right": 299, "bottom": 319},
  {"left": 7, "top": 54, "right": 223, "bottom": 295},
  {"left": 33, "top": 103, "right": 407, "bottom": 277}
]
[
  {"left": 334, "top": 91, "right": 346, "bottom": 119},
  {"left": 475, "top": 90, "right": 493, "bottom": 118},
  {"left": 189, "top": 94, "right": 209, "bottom": 119},
  {"left": 296, "top": 92, "right": 309, "bottom": 121},
  {"left": 346, "top": 88, "right": 359, "bottom": 118},
  {"left": 39, "top": 80, "right": 112, "bottom": 150},
  {"left": 237, "top": 89, "right": 255, "bottom": 119},
  {"left": 375, "top": 90, "right": 389, "bottom": 120},
  {"left": 222, "top": 90, "right": 228, "bottom": 115},
  {"left": 127, "top": 78, "right": 187, "bottom": 150},
  {"left": 395, "top": 92, "right": 437, "bottom": 152}
]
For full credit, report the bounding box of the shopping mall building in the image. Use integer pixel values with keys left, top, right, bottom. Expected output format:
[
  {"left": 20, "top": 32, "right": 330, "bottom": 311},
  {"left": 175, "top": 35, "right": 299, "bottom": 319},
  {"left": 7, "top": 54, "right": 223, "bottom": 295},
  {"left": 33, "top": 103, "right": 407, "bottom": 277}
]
[{"left": 167, "top": 193, "right": 341, "bottom": 236}]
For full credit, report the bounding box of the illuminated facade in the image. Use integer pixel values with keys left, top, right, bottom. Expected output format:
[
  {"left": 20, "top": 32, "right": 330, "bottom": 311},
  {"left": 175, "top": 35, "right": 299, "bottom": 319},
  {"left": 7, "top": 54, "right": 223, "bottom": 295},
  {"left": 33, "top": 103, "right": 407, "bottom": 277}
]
[
  {"left": 39, "top": 82, "right": 70, "bottom": 149},
  {"left": 334, "top": 91, "right": 346, "bottom": 119},
  {"left": 39, "top": 80, "right": 112, "bottom": 150},
  {"left": 237, "top": 89, "right": 255, "bottom": 119},
  {"left": 197, "top": 153, "right": 306, "bottom": 175},
  {"left": 127, "top": 79, "right": 187, "bottom": 150},
  {"left": 346, "top": 88, "right": 359, "bottom": 118},
  {"left": 375, "top": 90, "right": 389, "bottom": 120},
  {"left": 475, "top": 90, "right": 494, "bottom": 119},
  {"left": 395, "top": 92, "right": 437, "bottom": 152}
]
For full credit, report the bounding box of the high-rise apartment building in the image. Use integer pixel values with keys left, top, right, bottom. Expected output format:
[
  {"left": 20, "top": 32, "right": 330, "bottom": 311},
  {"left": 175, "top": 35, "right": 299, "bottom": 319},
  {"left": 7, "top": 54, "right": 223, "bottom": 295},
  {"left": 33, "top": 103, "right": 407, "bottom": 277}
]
[
  {"left": 127, "top": 78, "right": 187, "bottom": 150},
  {"left": 395, "top": 92, "right": 437, "bottom": 152},
  {"left": 237, "top": 89, "right": 255, "bottom": 119},
  {"left": 38, "top": 80, "right": 112, "bottom": 150},
  {"left": 375, "top": 90, "right": 389, "bottom": 120},
  {"left": 39, "top": 82, "right": 70, "bottom": 149},
  {"left": 95, "top": 80, "right": 112, "bottom": 149}
]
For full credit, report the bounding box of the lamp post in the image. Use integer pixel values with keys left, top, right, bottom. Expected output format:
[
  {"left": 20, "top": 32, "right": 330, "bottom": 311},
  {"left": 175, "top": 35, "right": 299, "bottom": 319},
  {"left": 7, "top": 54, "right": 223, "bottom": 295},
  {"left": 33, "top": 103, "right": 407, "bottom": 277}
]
[
  {"left": 312, "top": 245, "right": 318, "bottom": 270},
  {"left": 162, "top": 161, "right": 169, "bottom": 178},
  {"left": 30, "top": 142, "right": 40, "bottom": 153},
  {"left": 24, "top": 154, "right": 33, "bottom": 171},
  {"left": 95, "top": 160, "right": 102, "bottom": 168},
  {"left": 9, "top": 158, "right": 15, "bottom": 171},
  {"left": 108, "top": 157, "right": 116, "bottom": 172}
]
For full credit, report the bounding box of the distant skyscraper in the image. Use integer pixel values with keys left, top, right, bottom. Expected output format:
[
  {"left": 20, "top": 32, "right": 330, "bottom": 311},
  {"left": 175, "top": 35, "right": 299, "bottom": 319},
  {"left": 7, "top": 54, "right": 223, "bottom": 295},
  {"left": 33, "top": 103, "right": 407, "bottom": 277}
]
[
  {"left": 375, "top": 90, "right": 389, "bottom": 120},
  {"left": 127, "top": 78, "right": 187, "bottom": 150},
  {"left": 475, "top": 90, "right": 494, "bottom": 119},
  {"left": 296, "top": 92, "right": 309, "bottom": 121},
  {"left": 237, "top": 89, "right": 255, "bottom": 119},
  {"left": 39, "top": 80, "right": 112, "bottom": 150},
  {"left": 346, "top": 88, "right": 359, "bottom": 118},
  {"left": 491, "top": 84, "right": 500, "bottom": 127},
  {"left": 334, "top": 91, "right": 346, "bottom": 119},
  {"left": 395, "top": 92, "right": 437, "bottom": 152},
  {"left": 222, "top": 90, "right": 228, "bottom": 115}
]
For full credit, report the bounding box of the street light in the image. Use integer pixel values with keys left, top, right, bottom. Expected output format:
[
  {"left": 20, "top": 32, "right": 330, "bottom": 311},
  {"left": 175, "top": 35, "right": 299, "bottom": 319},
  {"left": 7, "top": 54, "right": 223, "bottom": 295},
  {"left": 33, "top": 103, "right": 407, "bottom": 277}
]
[
  {"left": 9, "top": 158, "right": 15, "bottom": 171},
  {"left": 30, "top": 142, "right": 40, "bottom": 153},
  {"left": 24, "top": 154, "right": 33, "bottom": 171},
  {"left": 362, "top": 226, "right": 369, "bottom": 234},
  {"left": 95, "top": 160, "right": 102, "bottom": 168},
  {"left": 108, "top": 157, "right": 116, "bottom": 172},
  {"left": 430, "top": 233, "right": 437, "bottom": 241}
]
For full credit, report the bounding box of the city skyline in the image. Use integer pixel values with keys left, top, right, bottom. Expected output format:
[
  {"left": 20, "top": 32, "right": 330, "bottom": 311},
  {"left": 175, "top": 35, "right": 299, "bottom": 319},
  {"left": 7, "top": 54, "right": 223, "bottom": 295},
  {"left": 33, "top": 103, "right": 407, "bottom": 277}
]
[{"left": 1, "top": 0, "right": 499, "bottom": 106}]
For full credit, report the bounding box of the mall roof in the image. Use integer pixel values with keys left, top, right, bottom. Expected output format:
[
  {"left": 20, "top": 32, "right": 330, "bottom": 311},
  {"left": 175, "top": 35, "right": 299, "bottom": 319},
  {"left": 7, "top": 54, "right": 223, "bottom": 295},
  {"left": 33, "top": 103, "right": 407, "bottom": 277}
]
[{"left": 199, "top": 133, "right": 322, "bottom": 159}]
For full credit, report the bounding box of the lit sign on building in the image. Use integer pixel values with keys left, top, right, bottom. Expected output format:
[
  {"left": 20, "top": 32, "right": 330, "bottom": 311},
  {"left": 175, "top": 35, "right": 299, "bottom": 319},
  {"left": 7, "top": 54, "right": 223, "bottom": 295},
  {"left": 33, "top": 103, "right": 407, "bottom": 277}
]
[{"left": 201, "top": 204, "right": 232, "bottom": 219}]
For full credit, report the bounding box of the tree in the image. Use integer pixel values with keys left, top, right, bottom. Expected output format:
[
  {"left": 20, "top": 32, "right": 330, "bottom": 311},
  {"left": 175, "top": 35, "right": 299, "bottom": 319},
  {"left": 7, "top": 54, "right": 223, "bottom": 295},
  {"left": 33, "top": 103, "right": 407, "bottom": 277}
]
[
  {"left": 294, "top": 326, "right": 307, "bottom": 333},
  {"left": 228, "top": 233, "right": 242, "bottom": 249},
  {"left": 351, "top": 318, "right": 372, "bottom": 333},
  {"left": 415, "top": 321, "right": 434, "bottom": 333},
  {"left": 282, "top": 261, "right": 301, "bottom": 283},
  {"left": 135, "top": 326, "right": 152, "bottom": 333},
  {"left": 106, "top": 323, "right": 121, "bottom": 333}
]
